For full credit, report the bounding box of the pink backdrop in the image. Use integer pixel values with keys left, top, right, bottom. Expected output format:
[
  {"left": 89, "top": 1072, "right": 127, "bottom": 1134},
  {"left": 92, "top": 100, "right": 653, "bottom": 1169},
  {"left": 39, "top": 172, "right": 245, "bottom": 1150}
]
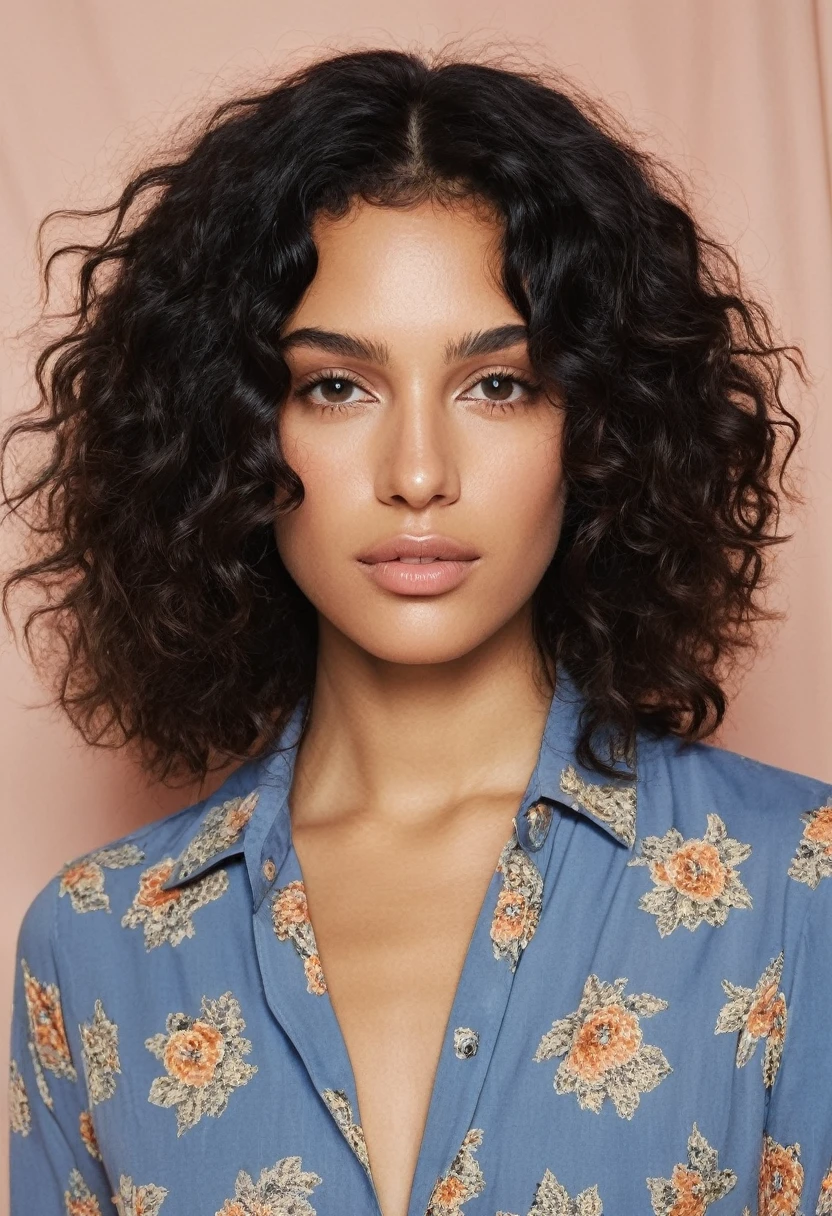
[{"left": 2, "top": 2, "right": 831, "bottom": 1205}]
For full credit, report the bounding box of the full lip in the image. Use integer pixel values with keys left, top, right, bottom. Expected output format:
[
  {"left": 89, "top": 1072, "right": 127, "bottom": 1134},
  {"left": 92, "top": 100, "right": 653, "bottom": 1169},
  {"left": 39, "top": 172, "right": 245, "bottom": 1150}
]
[{"left": 356, "top": 533, "right": 481, "bottom": 563}]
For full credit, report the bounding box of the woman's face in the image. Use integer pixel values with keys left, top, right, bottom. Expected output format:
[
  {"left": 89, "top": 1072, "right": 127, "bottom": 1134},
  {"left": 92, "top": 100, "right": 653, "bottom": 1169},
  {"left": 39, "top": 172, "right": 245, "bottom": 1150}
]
[{"left": 274, "top": 197, "right": 567, "bottom": 668}]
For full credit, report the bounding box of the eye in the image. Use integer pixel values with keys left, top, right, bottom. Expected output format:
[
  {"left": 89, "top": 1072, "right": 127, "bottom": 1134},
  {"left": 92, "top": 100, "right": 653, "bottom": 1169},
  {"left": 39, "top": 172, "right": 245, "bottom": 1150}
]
[
  {"left": 459, "top": 369, "right": 541, "bottom": 411},
  {"left": 293, "top": 371, "right": 376, "bottom": 411}
]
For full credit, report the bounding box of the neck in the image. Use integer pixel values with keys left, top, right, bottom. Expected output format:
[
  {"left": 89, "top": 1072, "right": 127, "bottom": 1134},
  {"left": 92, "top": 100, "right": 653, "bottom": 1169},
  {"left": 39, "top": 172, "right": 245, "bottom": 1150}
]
[{"left": 289, "top": 606, "right": 555, "bottom": 830}]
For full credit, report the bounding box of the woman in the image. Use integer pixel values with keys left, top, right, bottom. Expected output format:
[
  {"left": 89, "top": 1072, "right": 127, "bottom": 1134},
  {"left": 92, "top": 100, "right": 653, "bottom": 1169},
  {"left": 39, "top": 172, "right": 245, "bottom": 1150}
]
[{"left": 3, "top": 46, "right": 831, "bottom": 1216}]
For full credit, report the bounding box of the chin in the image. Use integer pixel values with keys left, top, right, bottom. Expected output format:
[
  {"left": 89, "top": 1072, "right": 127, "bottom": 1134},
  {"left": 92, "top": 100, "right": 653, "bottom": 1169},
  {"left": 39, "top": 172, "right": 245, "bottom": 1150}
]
[{"left": 341, "top": 623, "right": 496, "bottom": 667}]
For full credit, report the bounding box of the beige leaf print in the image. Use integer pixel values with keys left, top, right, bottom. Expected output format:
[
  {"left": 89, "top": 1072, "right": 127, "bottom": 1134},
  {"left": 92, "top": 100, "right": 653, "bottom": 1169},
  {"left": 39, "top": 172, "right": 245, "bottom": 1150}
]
[
  {"left": 787, "top": 803, "right": 832, "bottom": 888},
  {"left": 322, "top": 1088, "right": 371, "bottom": 1175},
  {"left": 426, "top": 1128, "right": 486, "bottom": 1215},
  {"left": 758, "top": 1134, "right": 803, "bottom": 1216},
  {"left": 64, "top": 1167, "right": 103, "bottom": 1216},
  {"left": 559, "top": 765, "right": 637, "bottom": 847},
  {"left": 59, "top": 844, "right": 145, "bottom": 914},
  {"left": 27, "top": 1040, "right": 52, "bottom": 1109},
  {"left": 497, "top": 1168, "right": 603, "bottom": 1215},
  {"left": 534, "top": 973, "right": 671, "bottom": 1119},
  {"left": 177, "top": 791, "right": 260, "bottom": 880},
  {"left": 490, "top": 831, "right": 543, "bottom": 971},
  {"left": 145, "top": 991, "right": 257, "bottom": 1136},
  {"left": 272, "top": 880, "right": 327, "bottom": 995},
  {"left": 714, "top": 953, "right": 787, "bottom": 1087},
  {"left": 646, "top": 1122, "right": 736, "bottom": 1215},
  {"left": 627, "top": 813, "right": 752, "bottom": 936},
  {"left": 8, "top": 1059, "right": 31, "bottom": 1136},
  {"left": 112, "top": 1174, "right": 168, "bottom": 1216},
  {"left": 214, "top": 1155, "right": 322, "bottom": 1216},
  {"left": 80, "top": 998, "right": 121, "bottom": 1105},
  {"left": 121, "top": 858, "right": 229, "bottom": 949}
]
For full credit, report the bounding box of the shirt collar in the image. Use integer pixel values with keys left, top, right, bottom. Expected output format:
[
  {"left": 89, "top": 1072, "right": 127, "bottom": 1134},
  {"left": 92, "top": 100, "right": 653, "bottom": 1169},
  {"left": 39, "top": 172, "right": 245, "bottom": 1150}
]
[
  {"left": 519, "top": 666, "right": 638, "bottom": 851},
  {"left": 158, "top": 665, "right": 639, "bottom": 899}
]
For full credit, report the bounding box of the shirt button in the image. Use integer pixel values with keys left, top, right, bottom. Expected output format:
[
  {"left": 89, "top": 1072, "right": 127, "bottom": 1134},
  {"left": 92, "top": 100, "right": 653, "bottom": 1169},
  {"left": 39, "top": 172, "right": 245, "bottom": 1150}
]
[
  {"left": 262, "top": 857, "right": 277, "bottom": 882},
  {"left": 524, "top": 800, "right": 554, "bottom": 851},
  {"left": 453, "top": 1027, "right": 479, "bottom": 1059}
]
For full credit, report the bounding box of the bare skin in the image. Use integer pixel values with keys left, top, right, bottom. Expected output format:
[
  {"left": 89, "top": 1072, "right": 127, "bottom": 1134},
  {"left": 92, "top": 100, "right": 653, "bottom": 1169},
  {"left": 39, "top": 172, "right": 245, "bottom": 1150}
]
[{"left": 273, "top": 197, "right": 567, "bottom": 1216}]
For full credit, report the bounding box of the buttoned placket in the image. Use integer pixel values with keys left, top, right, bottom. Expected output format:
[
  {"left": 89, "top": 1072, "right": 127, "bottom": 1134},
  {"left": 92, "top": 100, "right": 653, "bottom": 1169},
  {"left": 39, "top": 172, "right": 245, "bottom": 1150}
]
[
  {"left": 244, "top": 748, "right": 562, "bottom": 1215},
  {"left": 404, "top": 786, "right": 561, "bottom": 1216},
  {"left": 241, "top": 674, "right": 636, "bottom": 1216}
]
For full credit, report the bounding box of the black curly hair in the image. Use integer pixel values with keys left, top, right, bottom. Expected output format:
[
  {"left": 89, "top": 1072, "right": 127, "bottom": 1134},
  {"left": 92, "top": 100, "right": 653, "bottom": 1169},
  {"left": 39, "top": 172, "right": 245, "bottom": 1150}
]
[{"left": 0, "top": 45, "right": 805, "bottom": 784}]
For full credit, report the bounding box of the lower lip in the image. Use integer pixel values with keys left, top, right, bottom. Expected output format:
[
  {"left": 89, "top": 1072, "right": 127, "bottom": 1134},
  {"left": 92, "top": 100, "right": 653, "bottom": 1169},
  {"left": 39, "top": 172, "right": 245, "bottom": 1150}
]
[{"left": 357, "top": 557, "right": 480, "bottom": 595}]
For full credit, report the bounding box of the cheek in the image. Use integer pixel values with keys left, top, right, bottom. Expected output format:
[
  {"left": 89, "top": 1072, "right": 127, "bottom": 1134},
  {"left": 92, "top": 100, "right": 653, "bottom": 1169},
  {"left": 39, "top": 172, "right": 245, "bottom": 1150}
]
[
  {"left": 272, "top": 432, "right": 360, "bottom": 575},
  {"left": 476, "top": 428, "right": 566, "bottom": 553}
]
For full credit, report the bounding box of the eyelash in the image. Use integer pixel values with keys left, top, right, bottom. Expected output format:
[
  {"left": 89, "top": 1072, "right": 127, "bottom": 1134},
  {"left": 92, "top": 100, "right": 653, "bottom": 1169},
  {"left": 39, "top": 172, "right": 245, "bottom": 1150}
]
[{"left": 292, "top": 366, "right": 542, "bottom": 415}]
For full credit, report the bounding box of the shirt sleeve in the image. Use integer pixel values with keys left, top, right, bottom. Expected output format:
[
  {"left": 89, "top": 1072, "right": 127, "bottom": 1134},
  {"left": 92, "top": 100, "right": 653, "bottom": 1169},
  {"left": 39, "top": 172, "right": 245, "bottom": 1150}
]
[
  {"left": 761, "top": 873, "right": 832, "bottom": 1213},
  {"left": 8, "top": 877, "right": 115, "bottom": 1214}
]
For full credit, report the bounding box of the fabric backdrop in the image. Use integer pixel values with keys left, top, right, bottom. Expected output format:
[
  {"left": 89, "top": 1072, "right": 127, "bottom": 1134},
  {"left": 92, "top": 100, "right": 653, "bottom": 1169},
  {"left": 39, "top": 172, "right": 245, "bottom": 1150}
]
[{"left": 1, "top": 1, "right": 830, "bottom": 1204}]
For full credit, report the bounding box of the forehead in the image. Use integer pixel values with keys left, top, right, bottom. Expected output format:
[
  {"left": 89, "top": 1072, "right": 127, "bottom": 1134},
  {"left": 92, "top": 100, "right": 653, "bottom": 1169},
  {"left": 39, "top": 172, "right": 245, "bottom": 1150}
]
[
  {"left": 290, "top": 197, "right": 519, "bottom": 335},
  {"left": 311, "top": 193, "right": 503, "bottom": 252}
]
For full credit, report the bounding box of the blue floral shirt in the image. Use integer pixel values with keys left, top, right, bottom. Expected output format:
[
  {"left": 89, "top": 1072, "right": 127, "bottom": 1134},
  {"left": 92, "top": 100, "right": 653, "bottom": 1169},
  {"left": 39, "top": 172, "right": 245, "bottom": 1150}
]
[{"left": 9, "top": 672, "right": 832, "bottom": 1216}]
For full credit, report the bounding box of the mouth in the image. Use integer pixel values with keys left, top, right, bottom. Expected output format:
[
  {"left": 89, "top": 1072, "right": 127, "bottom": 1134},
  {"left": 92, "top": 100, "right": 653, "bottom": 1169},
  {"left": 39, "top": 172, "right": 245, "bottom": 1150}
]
[
  {"left": 356, "top": 534, "right": 481, "bottom": 564},
  {"left": 374, "top": 556, "right": 459, "bottom": 564},
  {"left": 356, "top": 553, "right": 480, "bottom": 596}
]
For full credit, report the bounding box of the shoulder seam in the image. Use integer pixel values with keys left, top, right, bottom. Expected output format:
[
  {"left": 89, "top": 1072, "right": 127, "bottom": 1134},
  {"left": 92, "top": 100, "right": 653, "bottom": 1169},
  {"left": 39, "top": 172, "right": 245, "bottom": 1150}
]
[
  {"left": 63, "top": 794, "right": 209, "bottom": 867},
  {"left": 666, "top": 734, "right": 832, "bottom": 786}
]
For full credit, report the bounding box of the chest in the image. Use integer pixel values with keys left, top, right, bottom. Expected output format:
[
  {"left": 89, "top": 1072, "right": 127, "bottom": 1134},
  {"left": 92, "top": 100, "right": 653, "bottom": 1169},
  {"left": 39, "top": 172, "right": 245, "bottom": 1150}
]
[
  {"left": 290, "top": 809, "right": 520, "bottom": 1215},
  {"left": 77, "top": 807, "right": 781, "bottom": 1216}
]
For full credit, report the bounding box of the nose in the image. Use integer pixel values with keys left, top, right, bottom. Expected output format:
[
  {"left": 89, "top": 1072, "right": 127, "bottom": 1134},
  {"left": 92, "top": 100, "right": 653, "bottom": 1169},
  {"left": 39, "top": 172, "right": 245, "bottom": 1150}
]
[{"left": 374, "top": 384, "right": 461, "bottom": 511}]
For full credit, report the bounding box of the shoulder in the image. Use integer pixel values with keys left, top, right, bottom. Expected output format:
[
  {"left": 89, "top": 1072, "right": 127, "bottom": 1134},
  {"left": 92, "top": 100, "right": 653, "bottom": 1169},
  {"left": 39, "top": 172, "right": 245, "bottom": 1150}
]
[
  {"left": 646, "top": 731, "right": 830, "bottom": 813},
  {"left": 14, "top": 794, "right": 200, "bottom": 962},
  {"left": 642, "top": 731, "right": 831, "bottom": 843},
  {"left": 638, "top": 731, "right": 832, "bottom": 932},
  {"left": 15, "top": 755, "right": 260, "bottom": 968}
]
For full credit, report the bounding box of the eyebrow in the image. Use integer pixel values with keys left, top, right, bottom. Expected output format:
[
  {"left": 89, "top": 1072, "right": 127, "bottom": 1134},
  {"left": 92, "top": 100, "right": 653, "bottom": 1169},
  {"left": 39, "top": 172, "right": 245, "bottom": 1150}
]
[{"left": 277, "top": 324, "right": 529, "bottom": 365}]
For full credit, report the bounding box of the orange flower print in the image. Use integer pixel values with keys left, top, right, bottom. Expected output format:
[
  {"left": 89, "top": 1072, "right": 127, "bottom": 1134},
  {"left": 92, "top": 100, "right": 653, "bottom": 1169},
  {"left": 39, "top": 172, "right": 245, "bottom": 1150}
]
[
  {"left": 426, "top": 1129, "right": 485, "bottom": 1215},
  {"left": 112, "top": 1174, "right": 169, "bottom": 1216},
  {"left": 322, "top": 1089, "right": 371, "bottom": 1175},
  {"left": 559, "top": 764, "right": 637, "bottom": 847},
  {"left": 177, "top": 791, "right": 260, "bottom": 881},
  {"left": 490, "top": 831, "right": 543, "bottom": 971},
  {"left": 80, "top": 998, "right": 121, "bottom": 1105},
  {"left": 79, "top": 1110, "right": 102, "bottom": 1160},
  {"left": 496, "top": 1168, "right": 604, "bottom": 1215},
  {"left": 273, "top": 881, "right": 310, "bottom": 926},
  {"left": 272, "top": 880, "right": 328, "bottom": 995},
  {"left": 627, "top": 814, "right": 752, "bottom": 936},
  {"left": 64, "top": 1168, "right": 104, "bottom": 1216},
  {"left": 714, "top": 953, "right": 787, "bottom": 1088},
  {"left": 20, "top": 957, "right": 76, "bottom": 1108},
  {"left": 646, "top": 1123, "right": 737, "bottom": 1215},
  {"left": 214, "top": 1155, "right": 321, "bottom": 1215},
  {"left": 758, "top": 1134, "right": 803, "bottom": 1216},
  {"left": 59, "top": 844, "right": 145, "bottom": 914},
  {"left": 816, "top": 1160, "right": 832, "bottom": 1216},
  {"left": 787, "top": 803, "right": 832, "bottom": 888},
  {"left": 121, "top": 858, "right": 229, "bottom": 950},
  {"left": 144, "top": 991, "right": 257, "bottom": 1136},
  {"left": 534, "top": 973, "right": 671, "bottom": 1118},
  {"left": 8, "top": 1058, "right": 31, "bottom": 1136}
]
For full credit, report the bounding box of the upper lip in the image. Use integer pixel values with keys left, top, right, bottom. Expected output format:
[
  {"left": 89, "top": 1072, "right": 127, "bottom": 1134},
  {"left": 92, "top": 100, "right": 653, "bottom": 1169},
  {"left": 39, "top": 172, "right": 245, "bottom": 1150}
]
[{"left": 357, "top": 534, "right": 481, "bottom": 563}]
